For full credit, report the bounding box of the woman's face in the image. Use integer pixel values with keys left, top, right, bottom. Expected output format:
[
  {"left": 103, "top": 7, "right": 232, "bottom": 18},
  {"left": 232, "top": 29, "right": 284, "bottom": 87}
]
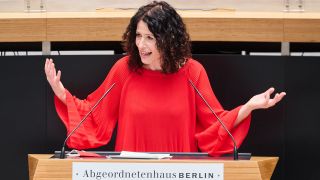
[{"left": 135, "top": 20, "right": 162, "bottom": 71}]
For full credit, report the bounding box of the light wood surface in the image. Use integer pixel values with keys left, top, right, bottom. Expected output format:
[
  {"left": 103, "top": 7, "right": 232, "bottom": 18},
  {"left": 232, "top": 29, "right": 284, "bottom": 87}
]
[
  {"left": 1, "top": 10, "right": 320, "bottom": 42},
  {"left": 284, "top": 13, "right": 320, "bottom": 42},
  {"left": 0, "top": 13, "right": 46, "bottom": 42},
  {"left": 28, "top": 154, "right": 278, "bottom": 180}
]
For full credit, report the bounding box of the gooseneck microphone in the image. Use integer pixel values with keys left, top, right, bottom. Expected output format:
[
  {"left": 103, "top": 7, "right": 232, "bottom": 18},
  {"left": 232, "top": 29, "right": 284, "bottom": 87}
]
[
  {"left": 60, "top": 83, "right": 116, "bottom": 159},
  {"left": 188, "top": 79, "right": 239, "bottom": 160}
]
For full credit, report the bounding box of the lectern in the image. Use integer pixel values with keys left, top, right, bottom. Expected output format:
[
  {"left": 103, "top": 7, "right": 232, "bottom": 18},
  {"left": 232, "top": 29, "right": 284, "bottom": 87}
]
[{"left": 28, "top": 154, "right": 278, "bottom": 180}]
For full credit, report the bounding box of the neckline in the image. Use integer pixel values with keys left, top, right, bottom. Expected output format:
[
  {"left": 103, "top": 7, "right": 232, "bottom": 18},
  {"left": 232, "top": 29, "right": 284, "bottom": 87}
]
[{"left": 139, "top": 60, "right": 190, "bottom": 76}]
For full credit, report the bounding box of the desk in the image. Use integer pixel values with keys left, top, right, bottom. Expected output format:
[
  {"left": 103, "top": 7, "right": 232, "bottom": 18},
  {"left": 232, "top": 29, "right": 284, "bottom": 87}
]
[{"left": 28, "top": 154, "right": 278, "bottom": 180}]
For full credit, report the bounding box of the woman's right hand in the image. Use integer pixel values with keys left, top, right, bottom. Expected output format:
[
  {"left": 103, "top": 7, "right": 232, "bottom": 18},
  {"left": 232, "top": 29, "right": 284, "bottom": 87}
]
[{"left": 44, "top": 58, "right": 66, "bottom": 104}]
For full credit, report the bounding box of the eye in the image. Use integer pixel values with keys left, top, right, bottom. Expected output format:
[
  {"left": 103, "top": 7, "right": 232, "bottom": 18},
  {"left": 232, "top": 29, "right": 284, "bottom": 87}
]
[
  {"left": 136, "top": 33, "right": 142, "bottom": 38},
  {"left": 147, "top": 36, "right": 154, "bottom": 40}
]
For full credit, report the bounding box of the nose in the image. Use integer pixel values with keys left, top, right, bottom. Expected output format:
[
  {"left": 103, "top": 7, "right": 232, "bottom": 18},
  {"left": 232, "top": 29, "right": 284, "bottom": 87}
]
[{"left": 137, "top": 37, "right": 146, "bottom": 49}]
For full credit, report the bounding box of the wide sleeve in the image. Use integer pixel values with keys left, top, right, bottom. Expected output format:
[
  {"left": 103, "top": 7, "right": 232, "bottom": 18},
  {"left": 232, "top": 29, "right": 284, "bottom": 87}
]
[
  {"left": 193, "top": 63, "right": 251, "bottom": 156},
  {"left": 54, "top": 57, "right": 130, "bottom": 150}
]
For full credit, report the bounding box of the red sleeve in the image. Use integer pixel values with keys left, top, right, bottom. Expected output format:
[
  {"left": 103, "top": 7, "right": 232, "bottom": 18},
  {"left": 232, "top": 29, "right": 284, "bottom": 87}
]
[
  {"left": 190, "top": 61, "right": 251, "bottom": 156},
  {"left": 54, "top": 57, "right": 130, "bottom": 149}
]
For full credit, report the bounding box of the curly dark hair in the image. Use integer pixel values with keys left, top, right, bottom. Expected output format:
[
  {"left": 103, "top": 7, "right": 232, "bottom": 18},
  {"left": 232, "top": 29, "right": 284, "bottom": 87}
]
[{"left": 122, "top": 1, "right": 191, "bottom": 73}]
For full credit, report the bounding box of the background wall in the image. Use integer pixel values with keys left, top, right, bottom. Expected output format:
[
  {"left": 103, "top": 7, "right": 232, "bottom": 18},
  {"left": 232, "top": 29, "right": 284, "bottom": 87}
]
[
  {"left": 1, "top": 54, "right": 320, "bottom": 179},
  {"left": 1, "top": 0, "right": 320, "bottom": 12}
]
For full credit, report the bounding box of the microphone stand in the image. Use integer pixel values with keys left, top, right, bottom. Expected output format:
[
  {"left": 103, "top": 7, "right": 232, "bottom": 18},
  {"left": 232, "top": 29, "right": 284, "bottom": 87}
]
[
  {"left": 60, "top": 83, "right": 116, "bottom": 159},
  {"left": 188, "top": 79, "right": 238, "bottom": 160}
]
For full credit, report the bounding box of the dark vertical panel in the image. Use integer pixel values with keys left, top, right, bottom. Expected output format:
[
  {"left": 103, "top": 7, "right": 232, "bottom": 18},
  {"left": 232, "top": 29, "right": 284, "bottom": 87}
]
[
  {"left": 285, "top": 57, "right": 320, "bottom": 179},
  {"left": 0, "top": 56, "right": 47, "bottom": 180}
]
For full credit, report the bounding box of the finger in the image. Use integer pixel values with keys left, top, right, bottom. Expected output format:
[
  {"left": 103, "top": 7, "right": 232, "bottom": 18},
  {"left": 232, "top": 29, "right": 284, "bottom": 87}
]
[
  {"left": 48, "top": 59, "right": 53, "bottom": 72},
  {"left": 48, "top": 62, "right": 54, "bottom": 80},
  {"left": 45, "top": 58, "right": 51, "bottom": 73},
  {"left": 51, "top": 63, "right": 56, "bottom": 80},
  {"left": 272, "top": 93, "right": 280, "bottom": 104},
  {"left": 267, "top": 93, "right": 280, "bottom": 107},
  {"left": 46, "top": 63, "right": 53, "bottom": 79},
  {"left": 266, "top": 87, "right": 275, "bottom": 95},
  {"left": 276, "top": 92, "right": 286, "bottom": 102},
  {"left": 56, "top": 70, "right": 61, "bottom": 82},
  {"left": 46, "top": 61, "right": 51, "bottom": 76},
  {"left": 53, "top": 63, "right": 57, "bottom": 78},
  {"left": 45, "top": 58, "right": 48, "bottom": 71},
  {"left": 271, "top": 92, "right": 286, "bottom": 106},
  {"left": 264, "top": 88, "right": 272, "bottom": 100},
  {"left": 262, "top": 87, "right": 272, "bottom": 99}
]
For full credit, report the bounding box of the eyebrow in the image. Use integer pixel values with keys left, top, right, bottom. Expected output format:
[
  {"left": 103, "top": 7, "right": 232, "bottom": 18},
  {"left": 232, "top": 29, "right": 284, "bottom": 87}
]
[{"left": 136, "top": 31, "right": 154, "bottom": 36}]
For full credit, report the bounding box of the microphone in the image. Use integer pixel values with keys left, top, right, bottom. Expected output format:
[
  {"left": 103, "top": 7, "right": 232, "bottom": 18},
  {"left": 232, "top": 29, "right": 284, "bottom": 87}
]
[
  {"left": 188, "top": 79, "right": 239, "bottom": 160},
  {"left": 59, "top": 83, "right": 116, "bottom": 159}
]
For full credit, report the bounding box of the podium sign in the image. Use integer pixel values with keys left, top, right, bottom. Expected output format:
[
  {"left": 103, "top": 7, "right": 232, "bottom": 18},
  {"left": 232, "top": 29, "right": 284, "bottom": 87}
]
[{"left": 73, "top": 162, "right": 223, "bottom": 180}]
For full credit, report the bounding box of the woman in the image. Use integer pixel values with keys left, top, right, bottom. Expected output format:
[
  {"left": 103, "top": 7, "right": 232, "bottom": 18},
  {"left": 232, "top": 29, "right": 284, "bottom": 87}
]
[{"left": 45, "top": 1, "right": 285, "bottom": 156}]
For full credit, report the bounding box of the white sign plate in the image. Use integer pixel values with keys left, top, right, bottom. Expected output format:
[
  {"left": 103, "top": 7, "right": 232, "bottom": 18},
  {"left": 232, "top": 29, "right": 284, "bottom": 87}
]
[{"left": 73, "top": 162, "right": 223, "bottom": 180}]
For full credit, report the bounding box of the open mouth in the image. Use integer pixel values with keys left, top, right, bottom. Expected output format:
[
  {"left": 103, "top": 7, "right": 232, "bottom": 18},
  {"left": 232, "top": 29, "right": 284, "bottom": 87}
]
[{"left": 140, "top": 51, "right": 152, "bottom": 57}]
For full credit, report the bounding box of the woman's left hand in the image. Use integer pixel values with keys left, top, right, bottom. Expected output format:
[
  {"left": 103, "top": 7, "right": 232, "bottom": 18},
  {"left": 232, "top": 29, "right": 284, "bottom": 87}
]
[
  {"left": 235, "top": 87, "right": 286, "bottom": 127},
  {"left": 247, "top": 87, "right": 286, "bottom": 111}
]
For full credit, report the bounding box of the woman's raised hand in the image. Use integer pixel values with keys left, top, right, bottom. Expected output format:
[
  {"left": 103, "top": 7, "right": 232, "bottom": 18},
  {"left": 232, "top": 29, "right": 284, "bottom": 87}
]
[
  {"left": 235, "top": 87, "right": 286, "bottom": 127},
  {"left": 44, "top": 58, "right": 66, "bottom": 103},
  {"left": 247, "top": 87, "right": 286, "bottom": 110}
]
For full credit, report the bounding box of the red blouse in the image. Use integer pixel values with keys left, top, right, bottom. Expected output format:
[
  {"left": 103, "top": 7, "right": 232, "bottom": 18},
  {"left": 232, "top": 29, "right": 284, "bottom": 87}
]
[{"left": 54, "top": 56, "right": 251, "bottom": 156}]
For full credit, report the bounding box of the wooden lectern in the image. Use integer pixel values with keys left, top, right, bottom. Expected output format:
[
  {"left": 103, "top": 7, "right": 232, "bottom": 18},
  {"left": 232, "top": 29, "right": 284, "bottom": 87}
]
[{"left": 28, "top": 154, "right": 278, "bottom": 180}]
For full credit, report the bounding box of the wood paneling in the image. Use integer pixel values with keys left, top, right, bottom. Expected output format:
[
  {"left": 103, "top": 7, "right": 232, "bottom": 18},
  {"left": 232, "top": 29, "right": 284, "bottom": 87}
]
[
  {"left": 0, "top": 13, "right": 46, "bottom": 42},
  {"left": 0, "top": 10, "right": 319, "bottom": 42},
  {"left": 284, "top": 13, "right": 320, "bottom": 42}
]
